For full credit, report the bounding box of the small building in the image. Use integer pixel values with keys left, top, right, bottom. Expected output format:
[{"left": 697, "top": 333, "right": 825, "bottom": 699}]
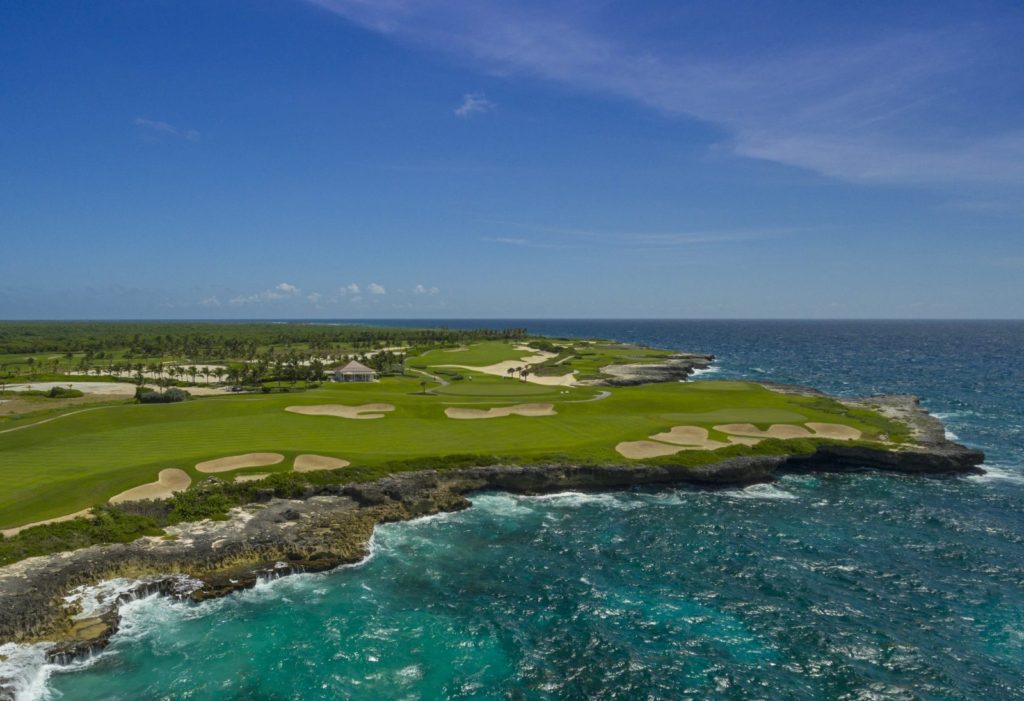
[{"left": 332, "top": 360, "right": 377, "bottom": 383}]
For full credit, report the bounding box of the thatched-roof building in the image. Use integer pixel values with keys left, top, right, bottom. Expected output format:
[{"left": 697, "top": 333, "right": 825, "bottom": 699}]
[{"left": 332, "top": 360, "right": 377, "bottom": 383}]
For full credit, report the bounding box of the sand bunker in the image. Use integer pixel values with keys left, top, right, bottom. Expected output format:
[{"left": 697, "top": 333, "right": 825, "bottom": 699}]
[
  {"left": 805, "top": 423, "right": 863, "bottom": 440},
  {"left": 1, "top": 509, "right": 93, "bottom": 539},
  {"left": 714, "top": 423, "right": 815, "bottom": 439},
  {"left": 196, "top": 452, "right": 284, "bottom": 474},
  {"left": 445, "top": 403, "right": 557, "bottom": 420},
  {"left": 649, "top": 426, "right": 735, "bottom": 450},
  {"left": 617, "top": 421, "right": 862, "bottom": 460},
  {"left": 110, "top": 469, "right": 191, "bottom": 503},
  {"left": 293, "top": 454, "right": 351, "bottom": 472},
  {"left": 615, "top": 440, "right": 695, "bottom": 459},
  {"left": 285, "top": 403, "right": 395, "bottom": 419}
]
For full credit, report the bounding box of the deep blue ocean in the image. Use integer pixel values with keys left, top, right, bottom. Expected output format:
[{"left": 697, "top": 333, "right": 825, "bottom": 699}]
[{"left": 17, "top": 321, "right": 1024, "bottom": 699}]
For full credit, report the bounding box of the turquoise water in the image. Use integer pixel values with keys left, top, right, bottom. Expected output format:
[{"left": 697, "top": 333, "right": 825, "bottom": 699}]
[{"left": 30, "top": 322, "right": 1024, "bottom": 699}]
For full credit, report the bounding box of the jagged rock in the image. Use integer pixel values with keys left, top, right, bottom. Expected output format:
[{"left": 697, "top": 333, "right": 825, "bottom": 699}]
[{"left": 583, "top": 353, "right": 715, "bottom": 386}]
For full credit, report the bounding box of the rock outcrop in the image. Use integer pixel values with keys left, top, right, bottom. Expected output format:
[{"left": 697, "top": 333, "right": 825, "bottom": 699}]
[{"left": 581, "top": 352, "right": 715, "bottom": 386}]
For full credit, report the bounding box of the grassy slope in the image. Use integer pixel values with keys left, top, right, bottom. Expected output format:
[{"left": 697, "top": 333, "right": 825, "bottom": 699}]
[{"left": 0, "top": 370, "right": 898, "bottom": 529}]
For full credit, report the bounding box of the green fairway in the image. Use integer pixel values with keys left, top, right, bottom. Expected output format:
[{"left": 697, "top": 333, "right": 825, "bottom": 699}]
[
  {"left": 412, "top": 341, "right": 535, "bottom": 367},
  {"left": 0, "top": 376, "right": 899, "bottom": 530}
]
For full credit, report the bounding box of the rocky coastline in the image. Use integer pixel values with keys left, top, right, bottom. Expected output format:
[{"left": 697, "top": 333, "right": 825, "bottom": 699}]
[
  {"left": 583, "top": 352, "right": 716, "bottom": 386},
  {"left": 0, "top": 393, "right": 984, "bottom": 697}
]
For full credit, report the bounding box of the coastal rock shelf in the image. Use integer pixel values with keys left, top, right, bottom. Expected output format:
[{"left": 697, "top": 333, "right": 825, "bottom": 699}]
[
  {"left": 581, "top": 352, "right": 716, "bottom": 386},
  {"left": 0, "top": 393, "right": 983, "bottom": 686}
]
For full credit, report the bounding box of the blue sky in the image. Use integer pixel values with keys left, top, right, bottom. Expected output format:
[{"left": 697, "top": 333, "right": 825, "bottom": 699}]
[{"left": 1, "top": 0, "right": 1022, "bottom": 319}]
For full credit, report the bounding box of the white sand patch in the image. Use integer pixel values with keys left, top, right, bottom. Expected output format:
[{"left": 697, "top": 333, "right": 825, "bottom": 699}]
[
  {"left": 615, "top": 440, "right": 692, "bottom": 459},
  {"left": 3, "top": 382, "right": 138, "bottom": 396},
  {"left": 179, "top": 386, "right": 236, "bottom": 396},
  {"left": 285, "top": 403, "right": 395, "bottom": 419},
  {"left": 649, "top": 426, "right": 732, "bottom": 450},
  {"left": 445, "top": 403, "right": 557, "bottom": 420},
  {"left": 714, "top": 423, "right": 815, "bottom": 439},
  {"left": 196, "top": 452, "right": 284, "bottom": 474},
  {"left": 1, "top": 508, "right": 93, "bottom": 538},
  {"left": 293, "top": 454, "right": 351, "bottom": 472},
  {"left": 109, "top": 469, "right": 191, "bottom": 503},
  {"left": 435, "top": 347, "right": 576, "bottom": 386},
  {"left": 234, "top": 473, "right": 271, "bottom": 483},
  {"left": 805, "top": 422, "right": 863, "bottom": 440},
  {"left": 617, "top": 424, "right": 766, "bottom": 460}
]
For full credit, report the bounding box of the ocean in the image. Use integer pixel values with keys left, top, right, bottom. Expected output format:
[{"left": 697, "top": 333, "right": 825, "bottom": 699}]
[{"left": 7, "top": 320, "right": 1024, "bottom": 700}]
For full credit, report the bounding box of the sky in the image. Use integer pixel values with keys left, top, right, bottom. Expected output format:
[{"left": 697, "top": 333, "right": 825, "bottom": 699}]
[{"left": 1, "top": 0, "right": 1022, "bottom": 319}]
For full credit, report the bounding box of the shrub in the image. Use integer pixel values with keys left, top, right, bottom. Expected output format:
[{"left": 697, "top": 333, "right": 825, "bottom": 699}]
[
  {"left": 137, "top": 387, "right": 190, "bottom": 403},
  {"left": 46, "top": 386, "right": 84, "bottom": 398}
]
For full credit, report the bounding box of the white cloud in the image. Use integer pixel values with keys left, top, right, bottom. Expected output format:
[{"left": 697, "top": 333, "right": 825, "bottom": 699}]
[
  {"left": 413, "top": 284, "right": 440, "bottom": 295},
  {"left": 338, "top": 282, "right": 361, "bottom": 295},
  {"left": 307, "top": 292, "right": 323, "bottom": 304},
  {"left": 199, "top": 296, "right": 221, "bottom": 307},
  {"left": 133, "top": 117, "right": 200, "bottom": 142},
  {"left": 305, "top": 1, "right": 1024, "bottom": 188},
  {"left": 368, "top": 282, "right": 387, "bottom": 295},
  {"left": 454, "top": 92, "right": 494, "bottom": 118},
  {"left": 228, "top": 282, "right": 301, "bottom": 306}
]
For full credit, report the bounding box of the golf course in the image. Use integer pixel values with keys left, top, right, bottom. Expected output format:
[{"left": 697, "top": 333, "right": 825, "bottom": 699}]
[{"left": 1, "top": 335, "right": 904, "bottom": 536}]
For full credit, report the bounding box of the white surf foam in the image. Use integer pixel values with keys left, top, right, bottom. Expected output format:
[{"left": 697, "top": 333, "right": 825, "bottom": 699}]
[
  {"left": 723, "top": 483, "right": 799, "bottom": 501},
  {"left": 968, "top": 464, "right": 1024, "bottom": 485},
  {"left": 688, "top": 365, "right": 721, "bottom": 379}
]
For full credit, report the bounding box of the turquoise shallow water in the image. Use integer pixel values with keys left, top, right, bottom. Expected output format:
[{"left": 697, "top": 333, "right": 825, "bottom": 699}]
[{"left": 20, "top": 321, "right": 1024, "bottom": 699}]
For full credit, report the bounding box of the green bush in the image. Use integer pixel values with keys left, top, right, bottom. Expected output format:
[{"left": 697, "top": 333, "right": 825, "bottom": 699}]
[
  {"left": 46, "top": 386, "right": 84, "bottom": 398},
  {"left": 137, "top": 387, "right": 190, "bottom": 403}
]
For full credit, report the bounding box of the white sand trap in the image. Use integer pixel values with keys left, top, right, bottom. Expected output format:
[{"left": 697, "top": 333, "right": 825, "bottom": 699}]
[
  {"left": 615, "top": 440, "right": 694, "bottom": 459},
  {"left": 715, "top": 423, "right": 815, "bottom": 440},
  {"left": 196, "top": 452, "right": 284, "bottom": 474},
  {"left": 445, "top": 403, "right": 557, "bottom": 420},
  {"left": 294, "top": 454, "right": 351, "bottom": 472},
  {"left": 805, "top": 423, "right": 862, "bottom": 440},
  {"left": 234, "top": 473, "right": 271, "bottom": 483},
  {"left": 285, "top": 403, "right": 395, "bottom": 419},
  {"left": 648, "top": 426, "right": 733, "bottom": 450},
  {"left": 110, "top": 469, "right": 191, "bottom": 503},
  {"left": 1, "top": 509, "right": 93, "bottom": 539}
]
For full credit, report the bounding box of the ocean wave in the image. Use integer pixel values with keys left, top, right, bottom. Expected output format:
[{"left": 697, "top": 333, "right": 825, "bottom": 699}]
[
  {"left": 689, "top": 366, "right": 721, "bottom": 378},
  {"left": 723, "top": 483, "right": 799, "bottom": 501},
  {"left": 968, "top": 464, "right": 1024, "bottom": 485},
  {"left": 0, "top": 642, "right": 52, "bottom": 701},
  {"left": 524, "top": 491, "right": 642, "bottom": 510}
]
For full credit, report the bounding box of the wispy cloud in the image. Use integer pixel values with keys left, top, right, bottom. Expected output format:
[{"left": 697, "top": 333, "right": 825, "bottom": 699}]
[
  {"left": 413, "top": 283, "right": 439, "bottom": 295},
  {"left": 482, "top": 225, "right": 789, "bottom": 250},
  {"left": 368, "top": 282, "right": 387, "bottom": 295},
  {"left": 304, "top": 1, "right": 1024, "bottom": 188},
  {"left": 454, "top": 92, "right": 494, "bottom": 118},
  {"left": 133, "top": 117, "right": 200, "bottom": 141},
  {"left": 228, "top": 282, "right": 302, "bottom": 306}
]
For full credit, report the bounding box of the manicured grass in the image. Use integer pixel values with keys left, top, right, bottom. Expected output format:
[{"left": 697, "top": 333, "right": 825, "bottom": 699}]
[
  {"left": 0, "top": 376, "right": 901, "bottom": 530},
  {"left": 411, "top": 341, "right": 535, "bottom": 367}
]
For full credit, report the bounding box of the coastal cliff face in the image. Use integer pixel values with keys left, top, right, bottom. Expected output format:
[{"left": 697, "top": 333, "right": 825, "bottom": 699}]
[{"left": 0, "top": 393, "right": 984, "bottom": 692}]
